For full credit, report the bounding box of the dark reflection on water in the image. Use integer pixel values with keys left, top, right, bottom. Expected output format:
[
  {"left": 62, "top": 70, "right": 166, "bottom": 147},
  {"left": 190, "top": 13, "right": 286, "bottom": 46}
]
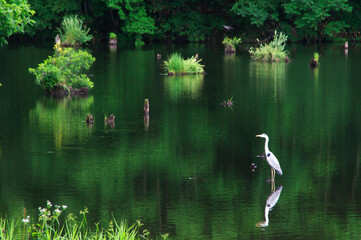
[{"left": 1, "top": 43, "right": 361, "bottom": 239}]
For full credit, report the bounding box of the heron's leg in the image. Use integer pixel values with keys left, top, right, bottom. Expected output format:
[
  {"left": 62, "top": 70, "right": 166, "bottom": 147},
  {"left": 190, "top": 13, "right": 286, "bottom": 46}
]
[
  {"left": 271, "top": 168, "right": 275, "bottom": 182},
  {"left": 271, "top": 179, "right": 275, "bottom": 192}
]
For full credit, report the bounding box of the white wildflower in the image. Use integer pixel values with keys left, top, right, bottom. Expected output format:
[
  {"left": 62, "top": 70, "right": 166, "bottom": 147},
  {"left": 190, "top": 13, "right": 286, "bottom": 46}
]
[{"left": 62, "top": 205, "right": 68, "bottom": 209}]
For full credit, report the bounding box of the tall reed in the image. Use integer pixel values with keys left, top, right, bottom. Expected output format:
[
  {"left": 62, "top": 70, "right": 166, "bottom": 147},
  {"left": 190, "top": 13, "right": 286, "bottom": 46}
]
[{"left": 59, "top": 15, "right": 92, "bottom": 46}]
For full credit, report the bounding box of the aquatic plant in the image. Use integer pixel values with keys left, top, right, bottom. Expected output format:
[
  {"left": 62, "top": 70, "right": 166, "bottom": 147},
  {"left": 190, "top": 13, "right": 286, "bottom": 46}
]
[
  {"left": 164, "top": 53, "right": 204, "bottom": 75},
  {"left": 29, "top": 45, "right": 95, "bottom": 94},
  {"left": 0, "top": 201, "right": 168, "bottom": 240},
  {"left": 249, "top": 31, "right": 289, "bottom": 62},
  {"left": 314, "top": 52, "right": 320, "bottom": 62},
  {"left": 309, "top": 52, "right": 320, "bottom": 68},
  {"left": 59, "top": 15, "right": 92, "bottom": 46},
  {"left": 109, "top": 32, "right": 117, "bottom": 39},
  {"left": 222, "top": 36, "right": 242, "bottom": 54}
]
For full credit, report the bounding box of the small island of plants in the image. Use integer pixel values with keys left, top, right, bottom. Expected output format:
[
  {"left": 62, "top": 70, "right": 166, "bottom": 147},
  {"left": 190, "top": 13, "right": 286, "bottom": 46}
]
[
  {"left": 29, "top": 15, "right": 95, "bottom": 96},
  {"left": 164, "top": 53, "right": 204, "bottom": 76},
  {"left": 29, "top": 45, "right": 95, "bottom": 96},
  {"left": 249, "top": 31, "right": 289, "bottom": 63},
  {"left": 222, "top": 36, "right": 242, "bottom": 54}
]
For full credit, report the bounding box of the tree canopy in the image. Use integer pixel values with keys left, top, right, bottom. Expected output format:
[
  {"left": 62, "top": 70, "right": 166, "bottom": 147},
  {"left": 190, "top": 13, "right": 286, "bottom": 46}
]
[
  {"left": 3, "top": 0, "right": 361, "bottom": 43},
  {"left": 0, "top": 0, "right": 35, "bottom": 46}
]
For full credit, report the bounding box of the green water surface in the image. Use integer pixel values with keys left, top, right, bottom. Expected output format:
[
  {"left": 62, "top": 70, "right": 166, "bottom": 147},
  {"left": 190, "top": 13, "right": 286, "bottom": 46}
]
[{"left": 0, "top": 43, "right": 361, "bottom": 239}]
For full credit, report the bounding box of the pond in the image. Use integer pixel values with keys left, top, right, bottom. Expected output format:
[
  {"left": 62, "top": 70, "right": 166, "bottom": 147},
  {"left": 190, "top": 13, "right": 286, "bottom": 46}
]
[{"left": 1, "top": 42, "right": 361, "bottom": 239}]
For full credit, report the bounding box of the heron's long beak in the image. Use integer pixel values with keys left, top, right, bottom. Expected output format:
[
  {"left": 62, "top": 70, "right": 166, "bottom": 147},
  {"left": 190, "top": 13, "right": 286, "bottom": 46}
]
[{"left": 256, "top": 134, "right": 262, "bottom": 137}]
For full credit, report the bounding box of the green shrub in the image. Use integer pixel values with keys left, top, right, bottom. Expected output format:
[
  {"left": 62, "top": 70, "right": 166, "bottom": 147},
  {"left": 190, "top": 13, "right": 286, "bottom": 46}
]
[
  {"left": 59, "top": 15, "right": 92, "bottom": 46},
  {"left": 314, "top": 52, "right": 319, "bottom": 62},
  {"left": 29, "top": 46, "right": 95, "bottom": 92},
  {"left": 164, "top": 53, "right": 204, "bottom": 75},
  {"left": 222, "top": 36, "right": 242, "bottom": 53},
  {"left": 109, "top": 32, "right": 117, "bottom": 39},
  {"left": 249, "top": 31, "right": 289, "bottom": 62}
]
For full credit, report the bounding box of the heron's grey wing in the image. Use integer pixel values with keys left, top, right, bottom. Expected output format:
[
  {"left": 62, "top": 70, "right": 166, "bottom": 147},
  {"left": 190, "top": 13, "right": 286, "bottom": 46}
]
[
  {"left": 267, "top": 152, "right": 283, "bottom": 175},
  {"left": 266, "top": 186, "right": 283, "bottom": 210}
]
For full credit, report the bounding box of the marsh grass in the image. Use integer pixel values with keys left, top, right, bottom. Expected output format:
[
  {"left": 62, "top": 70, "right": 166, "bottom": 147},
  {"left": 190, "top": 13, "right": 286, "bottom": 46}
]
[
  {"left": 0, "top": 202, "right": 167, "bottom": 240},
  {"left": 59, "top": 15, "right": 92, "bottom": 46},
  {"left": 314, "top": 52, "right": 320, "bottom": 62},
  {"left": 164, "top": 53, "right": 204, "bottom": 75},
  {"left": 249, "top": 31, "right": 289, "bottom": 62}
]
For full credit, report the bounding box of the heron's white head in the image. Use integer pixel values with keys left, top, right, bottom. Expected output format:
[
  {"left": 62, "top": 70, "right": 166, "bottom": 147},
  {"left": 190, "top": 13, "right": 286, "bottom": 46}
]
[{"left": 256, "top": 133, "right": 268, "bottom": 138}]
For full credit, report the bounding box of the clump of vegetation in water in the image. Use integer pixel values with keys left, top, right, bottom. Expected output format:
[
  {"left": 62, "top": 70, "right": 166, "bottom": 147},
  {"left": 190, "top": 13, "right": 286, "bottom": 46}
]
[
  {"left": 222, "top": 36, "right": 242, "bottom": 54},
  {"left": 0, "top": 201, "right": 168, "bottom": 240},
  {"left": 309, "top": 52, "right": 320, "bottom": 68},
  {"left": 29, "top": 44, "right": 95, "bottom": 95},
  {"left": 164, "top": 53, "right": 204, "bottom": 75},
  {"left": 249, "top": 31, "right": 289, "bottom": 62},
  {"left": 109, "top": 32, "right": 117, "bottom": 40},
  {"left": 58, "top": 15, "right": 92, "bottom": 47},
  {"left": 109, "top": 32, "right": 117, "bottom": 45}
]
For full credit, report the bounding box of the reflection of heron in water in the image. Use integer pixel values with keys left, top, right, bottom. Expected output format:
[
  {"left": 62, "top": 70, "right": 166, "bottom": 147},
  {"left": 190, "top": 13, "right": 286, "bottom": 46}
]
[
  {"left": 256, "top": 133, "right": 283, "bottom": 181},
  {"left": 257, "top": 185, "right": 283, "bottom": 227}
]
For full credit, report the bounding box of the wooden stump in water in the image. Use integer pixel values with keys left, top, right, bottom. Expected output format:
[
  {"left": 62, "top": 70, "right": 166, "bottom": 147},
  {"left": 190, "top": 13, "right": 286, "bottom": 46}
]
[
  {"left": 308, "top": 58, "right": 318, "bottom": 68},
  {"left": 224, "top": 45, "right": 236, "bottom": 54},
  {"left": 86, "top": 113, "right": 94, "bottom": 124},
  {"left": 104, "top": 114, "right": 115, "bottom": 128},
  {"left": 109, "top": 38, "right": 117, "bottom": 46},
  {"left": 144, "top": 99, "right": 149, "bottom": 115}
]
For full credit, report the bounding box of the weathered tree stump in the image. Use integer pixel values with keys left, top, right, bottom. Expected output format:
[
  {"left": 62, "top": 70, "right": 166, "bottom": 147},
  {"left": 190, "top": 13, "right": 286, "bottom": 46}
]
[
  {"left": 308, "top": 58, "right": 318, "bottom": 68},
  {"left": 104, "top": 114, "right": 115, "bottom": 128},
  {"left": 144, "top": 99, "right": 149, "bottom": 115},
  {"left": 224, "top": 45, "right": 236, "bottom": 54},
  {"left": 109, "top": 38, "right": 117, "bottom": 46}
]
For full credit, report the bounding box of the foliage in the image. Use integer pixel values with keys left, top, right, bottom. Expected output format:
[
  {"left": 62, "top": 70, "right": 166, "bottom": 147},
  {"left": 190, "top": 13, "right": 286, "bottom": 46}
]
[
  {"left": 29, "top": 45, "right": 95, "bottom": 91},
  {"left": 164, "top": 53, "right": 205, "bottom": 75},
  {"left": 103, "top": 0, "right": 156, "bottom": 43},
  {"left": 109, "top": 32, "right": 117, "bottom": 39},
  {"left": 231, "top": 0, "right": 280, "bottom": 27},
  {"left": 59, "top": 15, "right": 93, "bottom": 46},
  {"left": 0, "top": 0, "right": 35, "bottom": 46},
  {"left": 249, "top": 31, "right": 289, "bottom": 62},
  {"left": 282, "top": 0, "right": 352, "bottom": 40},
  {"left": 222, "top": 36, "right": 242, "bottom": 51},
  {"left": 314, "top": 52, "right": 319, "bottom": 62}
]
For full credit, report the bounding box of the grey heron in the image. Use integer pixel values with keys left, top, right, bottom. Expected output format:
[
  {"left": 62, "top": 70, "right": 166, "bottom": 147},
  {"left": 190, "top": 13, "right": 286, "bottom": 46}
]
[
  {"left": 256, "top": 133, "right": 283, "bottom": 181},
  {"left": 257, "top": 185, "right": 283, "bottom": 227}
]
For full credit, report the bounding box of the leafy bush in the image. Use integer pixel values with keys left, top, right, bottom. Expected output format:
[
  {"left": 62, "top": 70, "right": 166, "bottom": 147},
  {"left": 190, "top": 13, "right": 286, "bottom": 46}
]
[
  {"left": 59, "top": 15, "right": 92, "bottom": 46},
  {"left": 109, "top": 32, "right": 117, "bottom": 39},
  {"left": 29, "top": 46, "right": 95, "bottom": 92},
  {"left": 222, "top": 36, "right": 242, "bottom": 53},
  {"left": 164, "top": 53, "right": 204, "bottom": 75},
  {"left": 249, "top": 31, "right": 289, "bottom": 62},
  {"left": 313, "top": 52, "right": 319, "bottom": 62}
]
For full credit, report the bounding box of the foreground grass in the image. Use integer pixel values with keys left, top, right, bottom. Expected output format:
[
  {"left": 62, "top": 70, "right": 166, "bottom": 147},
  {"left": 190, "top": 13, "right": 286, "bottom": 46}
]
[{"left": 0, "top": 201, "right": 168, "bottom": 240}]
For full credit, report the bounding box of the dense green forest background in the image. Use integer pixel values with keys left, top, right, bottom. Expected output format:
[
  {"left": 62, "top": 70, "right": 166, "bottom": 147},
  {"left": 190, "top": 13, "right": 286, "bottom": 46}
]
[{"left": 3, "top": 0, "right": 361, "bottom": 44}]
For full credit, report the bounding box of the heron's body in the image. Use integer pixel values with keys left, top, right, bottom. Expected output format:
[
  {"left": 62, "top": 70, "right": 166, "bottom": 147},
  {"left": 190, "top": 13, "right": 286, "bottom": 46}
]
[
  {"left": 256, "top": 133, "right": 283, "bottom": 179},
  {"left": 257, "top": 185, "right": 283, "bottom": 227}
]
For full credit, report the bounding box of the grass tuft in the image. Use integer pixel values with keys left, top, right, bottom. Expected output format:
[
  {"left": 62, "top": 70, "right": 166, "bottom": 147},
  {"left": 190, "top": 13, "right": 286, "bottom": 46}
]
[
  {"left": 249, "top": 31, "right": 289, "bottom": 62},
  {"left": 164, "top": 53, "right": 204, "bottom": 75}
]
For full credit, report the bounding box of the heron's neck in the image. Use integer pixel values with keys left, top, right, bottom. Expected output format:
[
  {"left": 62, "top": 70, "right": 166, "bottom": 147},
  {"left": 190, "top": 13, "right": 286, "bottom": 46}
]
[
  {"left": 264, "top": 137, "right": 270, "bottom": 153},
  {"left": 264, "top": 207, "right": 269, "bottom": 222}
]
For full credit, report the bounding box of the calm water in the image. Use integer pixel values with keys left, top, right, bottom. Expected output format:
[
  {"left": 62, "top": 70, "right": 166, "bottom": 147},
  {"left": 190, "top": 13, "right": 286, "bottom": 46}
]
[{"left": 1, "top": 43, "right": 361, "bottom": 239}]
